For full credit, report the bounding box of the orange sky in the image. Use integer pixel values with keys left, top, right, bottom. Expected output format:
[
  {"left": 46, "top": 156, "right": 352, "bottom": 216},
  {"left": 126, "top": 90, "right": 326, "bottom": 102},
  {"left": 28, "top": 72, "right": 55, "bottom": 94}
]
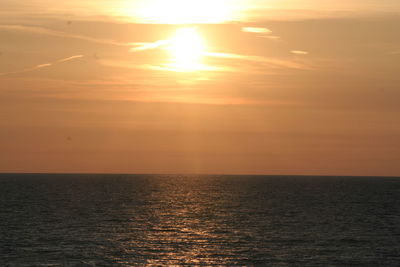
[{"left": 1, "top": 0, "right": 400, "bottom": 176}]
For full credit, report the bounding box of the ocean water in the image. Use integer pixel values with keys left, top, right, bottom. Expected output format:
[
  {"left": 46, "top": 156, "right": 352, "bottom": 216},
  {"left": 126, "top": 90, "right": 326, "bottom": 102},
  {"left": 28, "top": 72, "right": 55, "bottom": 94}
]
[{"left": 1, "top": 174, "right": 399, "bottom": 266}]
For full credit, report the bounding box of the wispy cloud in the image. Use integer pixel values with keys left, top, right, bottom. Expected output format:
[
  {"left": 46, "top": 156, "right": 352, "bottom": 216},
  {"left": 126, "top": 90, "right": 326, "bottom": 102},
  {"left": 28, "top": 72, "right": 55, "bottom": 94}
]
[
  {"left": 242, "top": 27, "right": 272, "bottom": 34},
  {"left": 127, "top": 38, "right": 310, "bottom": 71},
  {"left": 33, "top": 63, "right": 52, "bottom": 69},
  {"left": 0, "top": 55, "right": 84, "bottom": 76},
  {"left": 57, "top": 55, "right": 84, "bottom": 62},
  {"left": 0, "top": 24, "right": 135, "bottom": 47},
  {"left": 205, "top": 52, "right": 311, "bottom": 70},
  {"left": 0, "top": 63, "right": 52, "bottom": 76},
  {"left": 291, "top": 50, "right": 309, "bottom": 55},
  {"left": 261, "top": 36, "right": 281, "bottom": 40},
  {"left": 130, "top": 40, "right": 169, "bottom": 52}
]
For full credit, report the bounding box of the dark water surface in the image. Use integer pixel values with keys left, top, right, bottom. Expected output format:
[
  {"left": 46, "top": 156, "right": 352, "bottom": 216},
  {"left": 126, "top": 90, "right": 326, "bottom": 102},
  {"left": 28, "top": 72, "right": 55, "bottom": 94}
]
[{"left": 1, "top": 174, "right": 400, "bottom": 266}]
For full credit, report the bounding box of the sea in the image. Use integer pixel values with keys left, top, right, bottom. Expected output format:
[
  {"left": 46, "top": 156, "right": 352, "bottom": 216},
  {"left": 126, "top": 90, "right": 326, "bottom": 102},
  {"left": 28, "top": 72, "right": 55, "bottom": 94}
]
[{"left": 1, "top": 174, "right": 399, "bottom": 266}]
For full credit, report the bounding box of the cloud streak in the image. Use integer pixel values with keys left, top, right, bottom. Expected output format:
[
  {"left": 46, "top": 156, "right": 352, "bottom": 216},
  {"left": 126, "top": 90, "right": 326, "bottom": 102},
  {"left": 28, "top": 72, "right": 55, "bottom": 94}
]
[
  {"left": 242, "top": 27, "right": 272, "bottom": 34},
  {"left": 0, "top": 55, "right": 84, "bottom": 76},
  {"left": 130, "top": 40, "right": 169, "bottom": 52},
  {"left": 57, "top": 55, "right": 84, "bottom": 62},
  {"left": 127, "top": 38, "right": 310, "bottom": 71},
  {"left": 205, "top": 52, "right": 311, "bottom": 70},
  {"left": 0, "top": 24, "right": 136, "bottom": 47},
  {"left": 0, "top": 63, "right": 52, "bottom": 76},
  {"left": 291, "top": 50, "right": 309, "bottom": 55}
]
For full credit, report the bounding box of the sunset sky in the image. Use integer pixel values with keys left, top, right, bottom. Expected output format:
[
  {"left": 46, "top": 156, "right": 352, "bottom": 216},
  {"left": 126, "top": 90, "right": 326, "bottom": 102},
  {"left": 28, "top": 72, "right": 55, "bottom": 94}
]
[{"left": 1, "top": 0, "right": 400, "bottom": 176}]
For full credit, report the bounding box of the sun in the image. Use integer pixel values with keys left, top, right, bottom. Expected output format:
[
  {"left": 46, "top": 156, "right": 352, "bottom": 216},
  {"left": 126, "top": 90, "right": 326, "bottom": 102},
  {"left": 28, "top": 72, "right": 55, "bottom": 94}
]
[{"left": 164, "top": 28, "right": 207, "bottom": 72}]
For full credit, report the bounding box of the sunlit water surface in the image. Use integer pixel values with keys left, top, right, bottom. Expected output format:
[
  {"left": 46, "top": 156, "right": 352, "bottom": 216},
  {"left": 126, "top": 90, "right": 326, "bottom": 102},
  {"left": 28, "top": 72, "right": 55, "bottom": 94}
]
[{"left": 1, "top": 174, "right": 400, "bottom": 266}]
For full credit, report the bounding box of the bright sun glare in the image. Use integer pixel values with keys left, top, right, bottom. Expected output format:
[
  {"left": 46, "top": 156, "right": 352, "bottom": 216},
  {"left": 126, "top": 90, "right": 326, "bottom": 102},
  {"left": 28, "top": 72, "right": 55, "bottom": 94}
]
[
  {"left": 128, "top": 0, "right": 236, "bottom": 24},
  {"left": 165, "top": 28, "right": 207, "bottom": 72}
]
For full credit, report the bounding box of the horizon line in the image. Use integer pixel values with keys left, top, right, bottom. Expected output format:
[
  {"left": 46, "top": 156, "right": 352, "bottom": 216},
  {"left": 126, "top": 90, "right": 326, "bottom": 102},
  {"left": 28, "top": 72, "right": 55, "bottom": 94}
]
[{"left": 1, "top": 172, "right": 399, "bottom": 178}]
